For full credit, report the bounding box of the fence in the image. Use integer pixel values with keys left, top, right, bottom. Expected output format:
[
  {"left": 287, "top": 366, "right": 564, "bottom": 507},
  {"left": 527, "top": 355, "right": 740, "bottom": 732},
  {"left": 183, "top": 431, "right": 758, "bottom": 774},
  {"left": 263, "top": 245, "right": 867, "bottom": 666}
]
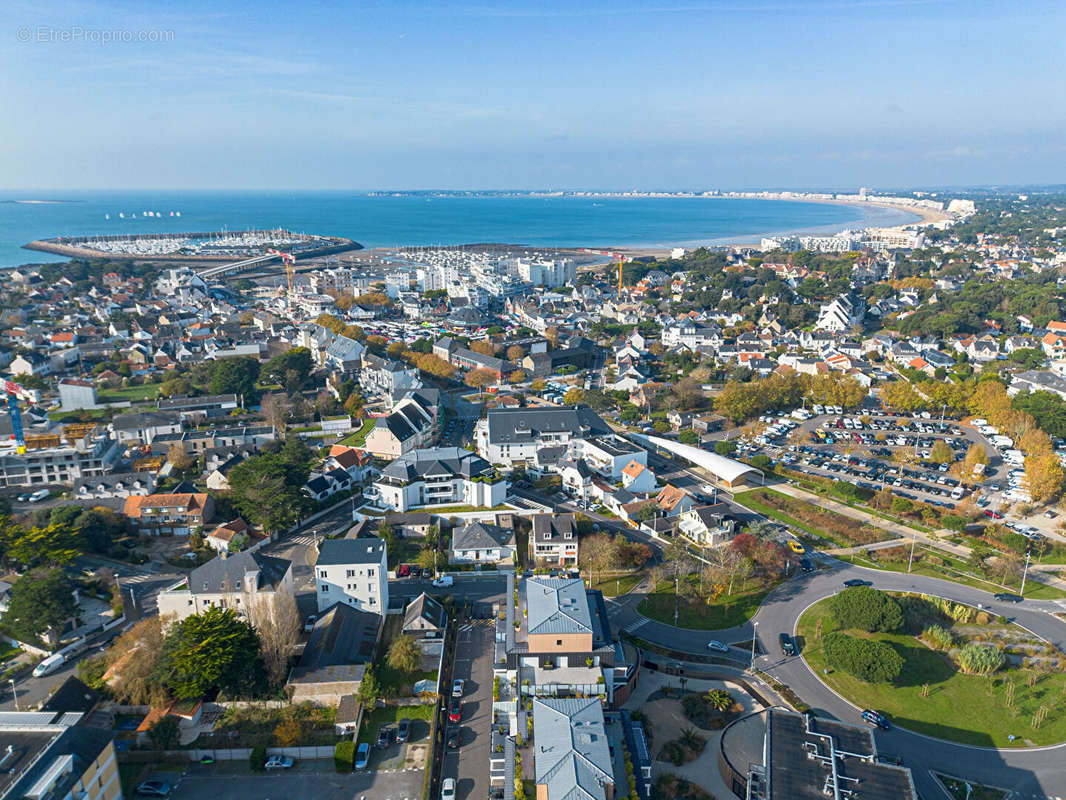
[{"left": 119, "top": 745, "right": 336, "bottom": 763}]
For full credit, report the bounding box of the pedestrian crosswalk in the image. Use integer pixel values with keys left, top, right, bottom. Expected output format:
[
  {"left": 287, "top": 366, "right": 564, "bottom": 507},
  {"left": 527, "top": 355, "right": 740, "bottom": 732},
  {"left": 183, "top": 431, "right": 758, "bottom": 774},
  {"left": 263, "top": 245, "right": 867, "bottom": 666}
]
[
  {"left": 625, "top": 618, "right": 650, "bottom": 633},
  {"left": 289, "top": 533, "right": 320, "bottom": 548}
]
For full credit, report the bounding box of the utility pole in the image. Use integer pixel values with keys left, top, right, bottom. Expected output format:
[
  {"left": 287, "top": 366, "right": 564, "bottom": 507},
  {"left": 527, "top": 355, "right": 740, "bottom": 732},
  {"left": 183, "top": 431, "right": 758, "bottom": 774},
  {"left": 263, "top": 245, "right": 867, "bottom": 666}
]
[
  {"left": 1020, "top": 551, "right": 1032, "bottom": 596},
  {"left": 907, "top": 532, "right": 917, "bottom": 573},
  {"left": 9, "top": 679, "right": 18, "bottom": 711},
  {"left": 750, "top": 622, "right": 759, "bottom": 669}
]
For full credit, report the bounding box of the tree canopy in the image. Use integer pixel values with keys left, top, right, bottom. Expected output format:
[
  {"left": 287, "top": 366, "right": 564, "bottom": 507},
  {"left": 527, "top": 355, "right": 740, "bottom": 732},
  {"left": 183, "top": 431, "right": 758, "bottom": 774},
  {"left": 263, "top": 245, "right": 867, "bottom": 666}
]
[
  {"left": 829, "top": 587, "right": 903, "bottom": 633},
  {"left": 153, "top": 607, "right": 265, "bottom": 699},
  {"left": 2, "top": 568, "right": 76, "bottom": 643}
]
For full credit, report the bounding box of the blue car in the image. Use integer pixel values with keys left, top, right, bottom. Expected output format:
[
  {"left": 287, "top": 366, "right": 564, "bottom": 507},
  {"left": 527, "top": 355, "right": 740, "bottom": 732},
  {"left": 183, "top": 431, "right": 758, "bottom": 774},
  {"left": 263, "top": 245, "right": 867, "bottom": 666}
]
[{"left": 355, "top": 741, "right": 370, "bottom": 770}]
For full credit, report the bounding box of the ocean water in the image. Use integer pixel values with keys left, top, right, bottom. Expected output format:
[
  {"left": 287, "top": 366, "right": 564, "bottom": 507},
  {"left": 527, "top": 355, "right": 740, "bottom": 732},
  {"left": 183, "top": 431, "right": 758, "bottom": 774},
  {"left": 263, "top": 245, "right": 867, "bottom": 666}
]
[{"left": 0, "top": 191, "right": 919, "bottom": 268}]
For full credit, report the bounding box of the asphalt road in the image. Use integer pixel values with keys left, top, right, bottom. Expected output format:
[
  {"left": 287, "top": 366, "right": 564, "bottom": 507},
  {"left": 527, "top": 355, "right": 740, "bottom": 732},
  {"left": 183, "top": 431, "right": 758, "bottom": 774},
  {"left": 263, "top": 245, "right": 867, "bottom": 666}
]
[
  {"left": 444, "top": 619, "right": 495, "bottom": 800},
  {"left": 621, "top": 553, "right": 1066, "bottom": 798}
]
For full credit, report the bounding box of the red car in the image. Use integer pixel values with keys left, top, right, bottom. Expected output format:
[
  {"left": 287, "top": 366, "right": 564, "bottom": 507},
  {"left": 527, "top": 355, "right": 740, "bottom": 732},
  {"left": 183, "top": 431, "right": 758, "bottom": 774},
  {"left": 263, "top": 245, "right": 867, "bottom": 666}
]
[
  {"left": 984, "top": 509, "right": 1004, "bottom": 520},
  {"left": 397, "top": 564, "right": 411, "bottom": 578},
  {"left": 449, "top": 698, "right": 462, "bottom": 723}
]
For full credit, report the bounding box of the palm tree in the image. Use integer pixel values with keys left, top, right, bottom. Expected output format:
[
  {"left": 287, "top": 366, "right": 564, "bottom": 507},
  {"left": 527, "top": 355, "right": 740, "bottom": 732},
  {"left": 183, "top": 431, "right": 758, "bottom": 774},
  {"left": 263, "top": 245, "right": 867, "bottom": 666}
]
[
  {"left": 706, "top": 688, "right": 733, "bottom": 712},
  {"left": 679, "top": 728, "right": 701, "bottom": 750}
]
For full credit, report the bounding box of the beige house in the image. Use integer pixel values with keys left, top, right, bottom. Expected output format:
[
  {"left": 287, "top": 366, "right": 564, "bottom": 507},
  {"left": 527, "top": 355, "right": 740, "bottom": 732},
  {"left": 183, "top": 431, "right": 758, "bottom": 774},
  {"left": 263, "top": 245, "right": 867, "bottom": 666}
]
[{"left": 156, "top": 551, "right": 293, "bottom": 624}]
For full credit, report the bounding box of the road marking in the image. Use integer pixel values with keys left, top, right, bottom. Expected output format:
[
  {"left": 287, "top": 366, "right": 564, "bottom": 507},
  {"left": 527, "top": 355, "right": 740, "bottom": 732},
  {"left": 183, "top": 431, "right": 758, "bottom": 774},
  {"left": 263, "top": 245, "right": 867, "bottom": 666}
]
[{"left": 625, "top": 618, "right": 649, "bottom": 633}]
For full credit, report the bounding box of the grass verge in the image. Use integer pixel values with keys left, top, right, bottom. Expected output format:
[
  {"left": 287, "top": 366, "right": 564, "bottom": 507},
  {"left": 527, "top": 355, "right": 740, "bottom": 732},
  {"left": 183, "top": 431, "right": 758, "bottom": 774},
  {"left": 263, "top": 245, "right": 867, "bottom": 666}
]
[{"left": 636, "top": 576, "right": 776, "bottom": 630}]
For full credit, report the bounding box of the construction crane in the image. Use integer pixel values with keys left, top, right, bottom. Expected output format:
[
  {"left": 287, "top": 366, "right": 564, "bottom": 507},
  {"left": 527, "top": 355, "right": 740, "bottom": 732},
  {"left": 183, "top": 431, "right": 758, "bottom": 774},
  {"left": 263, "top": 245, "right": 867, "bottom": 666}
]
[
  {"left": 582, "top": 249, "right": 628, "bottom": 298},
  {"left": 4, "top": 379, "right": 36, "bottom": 454},
  {"left": 266, "top": 248, "right": 297, "bottom": 299}
]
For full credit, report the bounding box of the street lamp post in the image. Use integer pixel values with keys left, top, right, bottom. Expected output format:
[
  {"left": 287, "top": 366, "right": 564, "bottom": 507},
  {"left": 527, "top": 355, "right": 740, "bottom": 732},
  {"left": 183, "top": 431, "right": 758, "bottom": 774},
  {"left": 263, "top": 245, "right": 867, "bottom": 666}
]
[
  {"left": 750, "top": 622, "right": 759, "bottom": 669},
  {"left": 1020, "top": 551, "right": 1032, "bottom": 596},
  {"left": 9, "top": 679, "right": 18, "bottom": 711},
  {"left": 907, "top": 532, "right": 917, "bottom": 573}
]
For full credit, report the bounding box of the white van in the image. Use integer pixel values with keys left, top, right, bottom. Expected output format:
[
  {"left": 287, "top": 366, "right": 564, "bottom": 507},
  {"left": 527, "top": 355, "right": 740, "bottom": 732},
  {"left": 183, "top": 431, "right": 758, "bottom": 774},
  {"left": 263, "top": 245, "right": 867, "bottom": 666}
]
[
  {"left": 28, "top": 489, "right": 50, "bottom": 503},
  {"left": 32, "top": 653, "right": 65, "bottom": 678}
]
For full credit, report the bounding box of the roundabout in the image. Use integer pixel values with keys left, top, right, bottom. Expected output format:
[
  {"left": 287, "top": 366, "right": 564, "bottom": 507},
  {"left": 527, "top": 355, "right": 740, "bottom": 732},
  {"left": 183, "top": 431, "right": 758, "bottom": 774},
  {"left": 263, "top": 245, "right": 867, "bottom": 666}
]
[{"left": 612, "top": 557, "right": 1066, "bottom": 797}]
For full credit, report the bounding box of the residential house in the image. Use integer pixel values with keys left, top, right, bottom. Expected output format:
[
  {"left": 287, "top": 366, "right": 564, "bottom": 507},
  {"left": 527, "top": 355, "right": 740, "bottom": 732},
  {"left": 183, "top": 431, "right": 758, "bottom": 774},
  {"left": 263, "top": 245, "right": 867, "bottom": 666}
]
[
  {"left": 677, "top": 504, "right": 737, "bottom": 547},
  {"left": 123, "top": 491, "right": 214, "bottom": 536},
  {"left": 74, "top": 471, "right": 155, "bottom": 501},
  {"left": 619, "top": 459, "right": 656, "bottom": 493},
  {"left": 363, "top": 395, "right": 435, "bottom": 458},
  {"left": 654, "top": 484, "right": 696, "bottom": 517},
  {"left": 451, "top": 518, "right": 517, "bottom": 565},
  {"left": 402, "top": 592, "right": 447, "bottom": 640},
  {"left": 156, "top": 550, "right": 294, "bottom": 623},
  {"left": 314, "top": 537, "right": 389, "bottom": 614},
  {"left": 530, "top": 513, "right": 578, "bottom": 567},
  {"left": 204, "top": 518, "right": 267, "bottom": 554}
]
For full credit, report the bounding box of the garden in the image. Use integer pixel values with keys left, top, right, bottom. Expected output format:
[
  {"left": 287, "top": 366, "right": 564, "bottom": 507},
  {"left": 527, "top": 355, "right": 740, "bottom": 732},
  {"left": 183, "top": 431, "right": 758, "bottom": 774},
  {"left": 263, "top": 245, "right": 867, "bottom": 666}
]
[
  {"left": 637, "top": 575, "right": 775, "bottom": 630},
  {"left": 797, "top": 587, "right": 1066, "bottom": 746},
  {"left": 739, "top": 488, "right": 892, "bottom": 548}
]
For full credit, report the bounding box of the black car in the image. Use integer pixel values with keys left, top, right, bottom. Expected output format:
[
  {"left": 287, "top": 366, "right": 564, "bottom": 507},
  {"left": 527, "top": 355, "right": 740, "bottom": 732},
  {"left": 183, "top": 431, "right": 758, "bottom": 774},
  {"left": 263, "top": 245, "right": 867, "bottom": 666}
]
[
  {"left": 447, "top": 727, "right": 460, "bottom": 749},
  {"left": 376, "top": 727, "right": 393, "bottom": 748},
  {"left": 396, "top": 718, "right": 411, "bottom": 743},
  {"left": 779, "top": 632, "right": 797, "bottom": 657},
  {"left": 862, "top": 709, "right": 890, "bottom": 730},
  {"left": 800, "top": 558, "right": 814, "bottom": 574},
  {"left": 993, "top": 592, "right": 1023, "bottom": 603},
  {"left": 843, "top": 578, "right": 870, "bottom": 588}
]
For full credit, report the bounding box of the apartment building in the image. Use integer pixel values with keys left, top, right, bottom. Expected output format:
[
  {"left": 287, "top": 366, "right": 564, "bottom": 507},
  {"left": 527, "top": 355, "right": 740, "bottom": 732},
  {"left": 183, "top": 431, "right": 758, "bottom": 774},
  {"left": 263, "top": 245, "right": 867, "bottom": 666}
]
[
  {"left": 371, "top": 447, "right": 508, "bottom": 512},
  {"left": 532, "top": 698, "right": 614, "bottom": 800},
  {"left": 314, "top": 537, "right": 389, "bottom": 614},
  {"left": 0, "top": 713, "right": 121, "bottom": 800},
  {"left": 0, "top": 425, "right": 121, "bottom": 488},
  {"left": 475, "top": 406, "right": 614, "bottom": 469}
]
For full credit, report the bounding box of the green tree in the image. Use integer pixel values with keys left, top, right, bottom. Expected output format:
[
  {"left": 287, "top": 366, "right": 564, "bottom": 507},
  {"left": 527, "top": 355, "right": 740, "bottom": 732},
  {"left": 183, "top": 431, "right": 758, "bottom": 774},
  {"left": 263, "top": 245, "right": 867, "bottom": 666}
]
[
  {"left": 823, "top": 631, "right": 903, "bottom": 683},
  {"left": 209, "top": 356, "right": 260, "bottom": 399},
  {"left": 829, "top": 587, "right": 903, "bottom": 633},
  {"left": 153, "top": 607, "right": 265, "bottom": 699},
  {"left": 261, "top": 347, "right": 313, "bottom": 393},
  {"left": 7, "top": 522, "right": 80, "bottom": 568},
  {"left": 386, "top": 634, "right": 422, "bottom": 674},
  {"left": 705, "top": 688, "right": 733, "bottom": 712},
  {"left": 148, "top": 716, "right": 180, "bottom": 750},
  {"left": 714, "top": 440, "right": 736, "bottom": 456},
  {"left": 929, "top": 440, "right": 954, "bottom": 464},
  {"left": 678, "top": 430, "right": 699, "bottom": 445},
  {"left": 2, "top": 568, "right": 76, "bottom": 642},
  {"left": 356, "top": 664, "right": 381, "bottom": 709}
]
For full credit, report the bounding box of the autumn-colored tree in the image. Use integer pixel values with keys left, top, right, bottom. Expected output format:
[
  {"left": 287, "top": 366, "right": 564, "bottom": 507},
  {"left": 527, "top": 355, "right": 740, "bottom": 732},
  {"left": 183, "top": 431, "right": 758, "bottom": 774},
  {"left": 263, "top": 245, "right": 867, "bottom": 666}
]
[
  {"left": 929, "top": 440, "right": 954, "bottom": 464},
  {"left": 465, "top": 368, "right": 497, "bottom": 392},
  {"left": 509, "top": 370, "right": 527, "bottom": 384},
  {"left": 1026, "top": 451, "right": 1065, "bottom": 503},
  {"left": 506, "top": 345, "right": 526, "bottom": 362},
  {"left": 470, "top": 341, "right": 497, "bottom": 357},
  {"left": 530, "top": 378, "right": 547, "bottom": 392},
  {"left": 563, "top": 388, "right": 585, "bottom": 405},
  {"left": 274, "top": 715, "right": 304, "bottom": 747}
]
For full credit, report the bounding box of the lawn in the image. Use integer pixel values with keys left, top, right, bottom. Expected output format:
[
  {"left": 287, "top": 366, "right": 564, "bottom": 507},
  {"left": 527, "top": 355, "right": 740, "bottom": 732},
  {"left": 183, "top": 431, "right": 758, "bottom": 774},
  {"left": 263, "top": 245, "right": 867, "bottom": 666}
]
[
  {"left": 591, "top": 570, "right": 645, "bottom": 598},
  {"left": 338, "top": 418, "right": 375, "bottom": 447},
  {"left": 637, "top": 576, "right": 777, "bottom": 630},
  {"left": 934, "top": 773, "right": 1009, "bottom": 800},
  {"left": 796, "top": 597, "right": 1066, "bottom": 747},
  {"left": 844, "top": 545, "right": 1066, "bottom": 600},
  {"left": 97, "top": 383, "right": 162, "bottom": 403},
  {"left": 740, "top": 488, "right": 892, "bottom": 548}
]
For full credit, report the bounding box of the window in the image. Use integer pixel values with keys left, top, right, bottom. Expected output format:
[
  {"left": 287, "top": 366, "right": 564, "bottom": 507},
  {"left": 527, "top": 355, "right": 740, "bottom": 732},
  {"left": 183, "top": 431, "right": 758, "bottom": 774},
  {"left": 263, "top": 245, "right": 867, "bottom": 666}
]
[
  {"left": 318, "top": 569, "right": 327, "bottom": 579},
  {"left": 202, "top": 582, "right": 208, "bottom": 591},
  {"left": 321, "top": 584, "right": 329, "bottom": 592},
  {"left": 369, "top": 597, "right": 376, "bottom": 605},
  {"left": 346, "top": 569, "right": 356, "bottom": 578},
  {"left": 367, "top": 568, "right": 375, "bottom": 577},
  {"left": 368, "top": 584, "right": 375, "bottom": 593},
  {"left": 557, "top": 640, "right": 563, "bottom": 646}
]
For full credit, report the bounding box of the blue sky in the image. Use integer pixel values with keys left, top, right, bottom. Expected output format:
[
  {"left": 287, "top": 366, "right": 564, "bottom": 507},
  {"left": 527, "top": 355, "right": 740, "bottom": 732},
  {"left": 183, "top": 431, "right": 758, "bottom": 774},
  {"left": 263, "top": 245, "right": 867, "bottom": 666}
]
[{"left": 1, "top": 0, "right": 1063, "bottom": 190}]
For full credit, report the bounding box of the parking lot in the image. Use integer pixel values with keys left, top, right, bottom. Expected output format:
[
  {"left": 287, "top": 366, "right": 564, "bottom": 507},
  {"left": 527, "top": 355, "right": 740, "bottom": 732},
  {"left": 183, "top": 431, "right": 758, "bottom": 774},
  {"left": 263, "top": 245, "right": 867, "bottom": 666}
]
[
  {"left": 152, "top": 760, "right": 424, "bottom": 800},
  {"left": 443, "top": 619, "right": 496, "bottom": 800}
]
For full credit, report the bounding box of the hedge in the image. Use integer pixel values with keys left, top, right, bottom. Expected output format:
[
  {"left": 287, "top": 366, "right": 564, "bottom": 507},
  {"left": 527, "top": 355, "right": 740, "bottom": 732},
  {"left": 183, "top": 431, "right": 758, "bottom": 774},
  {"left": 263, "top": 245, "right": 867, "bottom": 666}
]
[
  {"left": 829, "top": 587, "right": 903, "bottom": 633},
  {"left": 823, "top": 631, "right": 904, "bottom": 683},
  {"left": 335, "top": 740, "right": 355, "bottom": 773}
]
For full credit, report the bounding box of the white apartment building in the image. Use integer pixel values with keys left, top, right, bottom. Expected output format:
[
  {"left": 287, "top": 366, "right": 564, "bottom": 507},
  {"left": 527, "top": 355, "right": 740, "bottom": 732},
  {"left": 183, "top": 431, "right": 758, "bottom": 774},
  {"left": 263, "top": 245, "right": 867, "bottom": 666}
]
[
  {"left": 515, "top": 257, "right": 577, "bottom": 288},
  {"left": 314, "top": 537, "right": 389, "bottom": 614}
]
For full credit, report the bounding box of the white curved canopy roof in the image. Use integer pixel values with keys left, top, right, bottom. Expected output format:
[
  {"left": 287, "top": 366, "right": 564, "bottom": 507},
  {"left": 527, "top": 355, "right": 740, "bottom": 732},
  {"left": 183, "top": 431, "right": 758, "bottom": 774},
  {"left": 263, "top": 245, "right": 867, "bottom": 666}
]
[{"left": 632, "top": 433, "right": 764, "bottom": 485}]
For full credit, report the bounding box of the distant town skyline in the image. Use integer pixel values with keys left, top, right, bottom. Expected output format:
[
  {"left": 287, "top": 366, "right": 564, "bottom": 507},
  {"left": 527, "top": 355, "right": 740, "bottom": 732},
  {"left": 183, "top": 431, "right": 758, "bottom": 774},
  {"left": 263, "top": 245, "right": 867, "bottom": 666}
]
[{"left": 2, "top": 0, "right": 1064, "bottom": 191}]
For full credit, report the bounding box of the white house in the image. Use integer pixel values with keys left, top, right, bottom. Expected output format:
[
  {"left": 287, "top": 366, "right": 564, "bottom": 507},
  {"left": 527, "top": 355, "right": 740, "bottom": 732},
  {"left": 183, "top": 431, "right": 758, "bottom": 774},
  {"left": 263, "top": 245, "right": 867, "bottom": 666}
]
[
  {"left": 450, "top": 520, "right": 517, "bottom": 565},
  {"left": 371, "top": 447, "right": 508, "bottom": 512},
  {"left": 314, "top": 537, "right": 389, "bottom": 614}
]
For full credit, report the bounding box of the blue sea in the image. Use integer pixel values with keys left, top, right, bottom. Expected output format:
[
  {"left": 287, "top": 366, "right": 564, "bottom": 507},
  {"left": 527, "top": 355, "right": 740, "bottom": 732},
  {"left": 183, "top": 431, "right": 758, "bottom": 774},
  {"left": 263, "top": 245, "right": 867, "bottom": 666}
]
[{"left": 0, "top": 191, "right": 919, "bottom": 268}]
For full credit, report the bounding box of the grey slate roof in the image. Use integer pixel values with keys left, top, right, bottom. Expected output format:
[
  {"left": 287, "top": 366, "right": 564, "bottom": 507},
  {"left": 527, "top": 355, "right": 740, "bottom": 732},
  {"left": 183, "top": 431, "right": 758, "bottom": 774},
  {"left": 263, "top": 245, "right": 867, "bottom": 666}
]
[
  {"left": 484, "top": 406, "right": 610, "bottom": 445},
  {"left": 531, "top": 698, "right": 613, "bottom": 800},
  {"left": 452, "top": 521, "right": 516, "bottom": 552},
  {"left": 402, "top": 592, "right": 447, "bottom": 633},
  {"left": 317, "top": 537, "right": 386, "bottom": 567},
  {"left": 289, "top": 602, "right": 381, "bottom": 685},
  {"left": 379, "top": 447, "right": 493, "bottom": 483},
  {"left": 187, "top": 551, "right": 291, "bottom": 595},
  {"left": 525, "top": 577, "right": 592, "bottom": 636}
]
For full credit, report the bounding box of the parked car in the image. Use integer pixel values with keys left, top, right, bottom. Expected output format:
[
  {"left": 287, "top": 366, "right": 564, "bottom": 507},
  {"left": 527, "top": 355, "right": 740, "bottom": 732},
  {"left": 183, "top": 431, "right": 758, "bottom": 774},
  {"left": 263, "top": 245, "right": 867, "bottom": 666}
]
[
  {"left": 449, "top": 698, "right": 462, "bottom": 723},
  {"left": 264, "top": 755, "right": 294, "bottom": 770},
  {"left": 993, "top": 592, "right": 1023, "bottom": 603},
  {"left": 303, "top": 614, "right": 318, "bottom": 633},
  {"left": 800, "top": 558, "right": 814, "bottom": 574},
  {"left": 433, "top": 575, "right": 455, "bottom": 588},
  {"left": 136, "top": 782, "right": 171, "bottom": 797},
  {"left": 447, "top": 727, "right": 460, "bottom": 748},
  {"left": 355, "top": 742, "right": 371, "bottom": 770},
  {"left": 843, "top": 578, "right": 870, "bottom": 588},
  {"left": 452, "top": 678, "right": 465, "bottom": 697},
  {"left": 376, "top": 727, "right": 393, "bottom": 748},
  {"left": 441, "top": 778, "right": 457, "bottom": 800},
  {"left": 779, "top": 633, "right": 797, "bottom": 657},
  {"left": 397, "top": 564, "right": 411, "bottom": 577},
  {"left": 787, "top": 540, "right": 806, "bottom": 554},
  {"left": 706, "top": 640, "right": 729, "bottom": 653},
  {"left": 397, "top": 718, "right": 411, "bottom": 743},
  {"left": 861, "top": 709, "right": 890, "bottom": 730}
]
